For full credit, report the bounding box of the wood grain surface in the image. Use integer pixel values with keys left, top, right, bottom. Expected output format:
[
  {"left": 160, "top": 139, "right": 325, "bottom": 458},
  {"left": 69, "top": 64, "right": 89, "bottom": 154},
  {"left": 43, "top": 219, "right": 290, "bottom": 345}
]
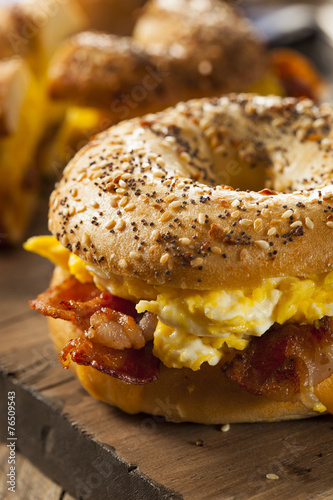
[
  {"left": 1, "top": 199, "right": 333, "bottom": 500},
  {"left": 0, "top": 443, "right": 75, "bottom": 500}
]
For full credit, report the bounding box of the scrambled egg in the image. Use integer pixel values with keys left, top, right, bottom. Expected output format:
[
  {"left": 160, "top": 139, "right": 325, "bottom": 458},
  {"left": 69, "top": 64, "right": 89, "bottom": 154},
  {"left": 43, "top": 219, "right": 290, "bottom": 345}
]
[{"left": 25, "top": 236, "right": 333, "bottom": 371}]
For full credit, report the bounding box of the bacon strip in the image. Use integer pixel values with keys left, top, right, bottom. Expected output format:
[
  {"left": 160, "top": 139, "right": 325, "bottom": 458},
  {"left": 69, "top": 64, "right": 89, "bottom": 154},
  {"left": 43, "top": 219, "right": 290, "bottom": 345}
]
[
  {"left": 29, "top": 276, "right": 159, "bottom": 384},
  {"left": 30, "top": 276, "right": 137, "bottom": 330},
  {"left": 60, "top": 338, "right": 159, "bottom": 384},
  {"left": 223, "top": 317, "right": 333, "bottom": 402}
]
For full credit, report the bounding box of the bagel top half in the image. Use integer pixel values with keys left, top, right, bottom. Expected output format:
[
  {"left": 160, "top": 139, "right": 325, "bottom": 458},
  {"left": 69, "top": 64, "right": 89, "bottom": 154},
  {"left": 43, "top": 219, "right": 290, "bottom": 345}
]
[{"left": 48, "top": 94, "right": 333, "bottom": 292}]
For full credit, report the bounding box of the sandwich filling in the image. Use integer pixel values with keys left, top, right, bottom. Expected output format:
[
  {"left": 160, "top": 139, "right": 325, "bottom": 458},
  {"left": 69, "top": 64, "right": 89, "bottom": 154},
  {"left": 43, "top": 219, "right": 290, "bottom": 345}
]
[{"left": 25, "top": 235, "right": 333, "bottom": 411}]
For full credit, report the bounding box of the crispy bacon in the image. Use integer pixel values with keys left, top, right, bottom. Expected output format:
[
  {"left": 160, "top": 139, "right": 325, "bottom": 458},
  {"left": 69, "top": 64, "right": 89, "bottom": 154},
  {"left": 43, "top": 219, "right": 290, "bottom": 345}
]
[
  {"left": 60, "top": 338, "right": 159, "bottom": 384},
  {"left": 30, "top": 276, "right": 137, "bottom": 330},
  {"left": 87, "top": 308, "right": 145, "bottom": 349},
  {"left": 223, "top": 317, "right": 333, "bottom": 402},
  {"left": 29, "top": 276, "right": 159, "bottom": 384},
  {"left": 271, "top": 48, "right": 323, "bottom": 102}
]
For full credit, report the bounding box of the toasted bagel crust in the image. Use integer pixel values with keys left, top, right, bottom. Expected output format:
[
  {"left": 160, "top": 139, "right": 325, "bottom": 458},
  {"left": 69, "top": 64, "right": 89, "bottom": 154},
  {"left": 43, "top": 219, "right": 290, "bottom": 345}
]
[
  {"left": 48, "top": 266, "right": 318, "bottom": 423},
  {"left": 48, "top": 0, "right": 267, "bottom": 109},
  {"left": 49, "top": 94, "right": 333, "bottom": 291}
]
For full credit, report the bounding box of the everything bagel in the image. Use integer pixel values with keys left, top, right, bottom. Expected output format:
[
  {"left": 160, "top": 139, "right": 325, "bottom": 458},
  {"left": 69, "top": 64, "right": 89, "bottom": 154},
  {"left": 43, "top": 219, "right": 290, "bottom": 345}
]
[
  {"left": 48, "top": 0, "right": 267, "bottom": 110},
  {"left": 49, "top": 94, "right": 333, "bottom": 289},
  {"left": 43, "top": 0, "right": 323, "bottom": 178},
  {"left": 26, "top": 94, "right": 333, "bottom": 423}
]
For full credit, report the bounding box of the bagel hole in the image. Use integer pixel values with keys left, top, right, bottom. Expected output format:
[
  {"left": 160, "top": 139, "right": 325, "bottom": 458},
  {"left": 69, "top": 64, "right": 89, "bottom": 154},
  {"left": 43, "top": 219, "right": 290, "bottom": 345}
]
[{"left": 212, "top": 152, "right": 267, "bottom": 192}]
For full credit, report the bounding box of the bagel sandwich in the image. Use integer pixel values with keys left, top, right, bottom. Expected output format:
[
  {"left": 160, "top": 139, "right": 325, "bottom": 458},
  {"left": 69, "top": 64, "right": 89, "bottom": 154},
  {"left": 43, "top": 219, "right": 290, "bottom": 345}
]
[
  {"left": 0, "top": 0, "right": 89, "bottom": 245},
  {"left": 0, "top": 57, "right": 43, "bottom": 245},
  {"left": 25, "top": 94, "right": 333, "bottom": 424},
  {"left": 42, "top": 0, "right": 323, "bottom": 176}
]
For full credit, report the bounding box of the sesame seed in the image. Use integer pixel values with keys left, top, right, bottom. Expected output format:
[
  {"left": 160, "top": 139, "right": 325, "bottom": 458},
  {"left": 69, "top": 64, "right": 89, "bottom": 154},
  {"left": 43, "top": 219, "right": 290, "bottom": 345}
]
[
  {"left": 191, "top": 257, "right": 203, "bottom": 267},
  {"left": 305, "top": 217, "right": 314, "bottom": 229},
  {"left": 179, "top": 237, "right": 191, "bottom": 246},
  {"left": 148, "top": 152, "right": 157, "bottom": 160},
  {"left": 76, "top": 205, "right": 87, "bottom": 213},
  {"left": 321, "top": 138, "right": 332, "bottom": 147},
  {"left": 153, "top": 170, "right": 164, "bottom": 178},
  {"left": 296, "top": 128, "right": 306, "bottom": 141},
  {"left": 129, "top": 251, "right": 142, "bottom": 260},
  {"left": 326, "top": 221, "right": 333, "bottom": 228},
  {"left": 76, "top": 172, "right": 86, "bottom": 182},
  {"left": 231, "top": 210, "right": 241, "bottom": 218},
  {"left": 221, "top": 424, "right": 230, "bottom": 432},
  {"left": 166, "top": 194, "right": 176, "bottom": 203},
  {"left": 110, "top": 198, "right": 118, "bottom": 208},
  {"left": 121, "top": 173, "right": 132, "bottom": 180},
  {"left": 239, "top": 218, "right": 252, "bottom": 227},
  {"left": 160, "top": 253, "right": 169, "bottom": 264},
  {"left": 105, "top": 220, "right": 116, "bottom": 230},
  {"left": 198, "top": 213, "right": 205, "bottom": 224},
  {"left": 160, "top": 211, "right": 172, "bottom": 222},
  {"left": 313, "top": 118, "right": 325, "bottom": 129},
  {"left": 211, "top": 246, "right": 222, "bottom": 255},
  {"left": 117, "top": 220, "right": 126, "bottom": 231},
  {"left": 255, "top": 240, "right": 270, "bottom": 250},
  {"left": 169, "top": 200, "right": 182, "bottom": 209},
  {"left": 119, "top": 196, "right": 128, "bottom": 207},
  {"left": 152, "top": 229, "right": 160, "bottom": 240},
  {"left": 290, "top": 221, "right": 302, "bottom": 228},
  {"left": 90, "top": 200, "right": 99, "bottom": 208},
  {"left": 180, "top": 151, "right": 191, "bottom": 162},
  {"left": 266, "top": 474, "right": 279, "bottom": 481},
  {"left": 254, "top": 219, "right": 263, "bottom": 232},
  {"left": 124, "top": 203, "right": 136, "bottom": 212},
  {"left": 52, "top": 197, "right": 59, "bottom": 209},
  {"left": 282, "top": 209, "right": 293, "bottom": 219},
  {"left": 119, "top": 259, "right": 128, "bottom": 269},
  {"left": 82, "top": 233, "right": 90, "bottom": 245},
  {"left": 267, "top": 227, "right": 277, "bottom": 236}
]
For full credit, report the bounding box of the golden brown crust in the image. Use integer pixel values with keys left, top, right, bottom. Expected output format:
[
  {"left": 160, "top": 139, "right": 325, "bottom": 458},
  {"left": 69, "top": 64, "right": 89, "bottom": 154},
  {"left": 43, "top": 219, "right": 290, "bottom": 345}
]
[
  {"left": 47, "top": 0, "right": 267, "bottom": 109},
  {"left": 134, "top": 0, "right": 267, "bottom": 89},
  {"left": 48, "top": 32, "right": 168, "bottom": 114},
  {"left": 49, "top": 94, "right": 333, "bottom": 291},
  {"left": 48, "top": 268, "right": 316, "bottom": 423}
]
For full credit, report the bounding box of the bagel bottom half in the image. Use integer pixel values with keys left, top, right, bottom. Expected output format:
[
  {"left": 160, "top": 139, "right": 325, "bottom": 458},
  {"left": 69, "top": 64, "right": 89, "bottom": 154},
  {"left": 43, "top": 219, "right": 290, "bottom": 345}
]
[{"left": 48, "top": 267, "right": 318, "bottom": 424}]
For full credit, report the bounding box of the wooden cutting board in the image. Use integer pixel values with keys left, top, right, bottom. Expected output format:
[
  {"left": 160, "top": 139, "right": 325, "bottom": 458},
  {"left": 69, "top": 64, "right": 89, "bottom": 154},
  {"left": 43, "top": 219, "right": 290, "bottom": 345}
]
[{"left": 1, "top": 197, "right": 333, "bottom": 500}]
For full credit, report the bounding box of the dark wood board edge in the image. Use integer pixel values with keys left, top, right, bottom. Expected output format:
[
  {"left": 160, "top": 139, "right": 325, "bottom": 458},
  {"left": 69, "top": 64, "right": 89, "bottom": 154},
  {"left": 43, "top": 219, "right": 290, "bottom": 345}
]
[{"left": 0, "top": 369, "right": 182, "bottom": 500}]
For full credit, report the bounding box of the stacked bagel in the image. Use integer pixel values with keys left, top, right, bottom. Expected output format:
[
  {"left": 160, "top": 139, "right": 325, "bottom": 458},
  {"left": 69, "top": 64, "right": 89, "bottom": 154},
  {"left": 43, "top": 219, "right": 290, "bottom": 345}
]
[
  {"left": 0, "top": 0, "right": 88, "bottom": 244},
  {"left": 0, "top": 0, "right": 145, "bottom": 245},
  {"left": 41, "top": 0, "right": 323, "bottom": 178}
]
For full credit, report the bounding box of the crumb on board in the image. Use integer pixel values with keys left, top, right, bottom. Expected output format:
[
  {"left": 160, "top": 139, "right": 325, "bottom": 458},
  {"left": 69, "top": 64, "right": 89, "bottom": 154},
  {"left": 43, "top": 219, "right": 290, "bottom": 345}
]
[
  {"left": 195, "top": 439, "right": 204, "bottom": 447},
  {"left": 266, "top": 473, "right": 279, "bottom": 480}
]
